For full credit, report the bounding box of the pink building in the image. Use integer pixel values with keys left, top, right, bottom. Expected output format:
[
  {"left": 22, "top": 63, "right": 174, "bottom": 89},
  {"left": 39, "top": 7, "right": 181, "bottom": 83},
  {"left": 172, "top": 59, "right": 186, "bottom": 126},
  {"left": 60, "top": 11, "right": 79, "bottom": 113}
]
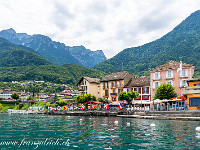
[{"left": 150, "top": 61, "right": 195, "bottom": 100}]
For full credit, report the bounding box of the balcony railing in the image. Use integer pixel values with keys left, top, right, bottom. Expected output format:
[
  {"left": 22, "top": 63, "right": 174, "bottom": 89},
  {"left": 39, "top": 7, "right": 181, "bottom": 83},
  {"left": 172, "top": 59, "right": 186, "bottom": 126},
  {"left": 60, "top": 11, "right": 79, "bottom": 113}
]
[
  {"left": 153, "top": 77, "right": 161, "bottom": 81},
  {"left": 181, "top": 86, "right": 200, "bottom": 95},
  {"left": 110, "top": 93, "right": 117, "bottom": 96}
]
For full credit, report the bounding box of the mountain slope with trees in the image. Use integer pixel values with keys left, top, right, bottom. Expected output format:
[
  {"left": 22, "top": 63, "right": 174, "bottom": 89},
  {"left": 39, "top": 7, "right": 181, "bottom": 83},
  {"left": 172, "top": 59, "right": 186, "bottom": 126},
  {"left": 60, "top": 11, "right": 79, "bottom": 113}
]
[
  {"left": 93, "top": 10, "right": 200, "bottom": 77},
  {"left": 0, "top": 29, "right": 107, "bottom": 67},
  {"left": 0, "top": 37, "right": 52, "bottom": 67},
  {"left": 0, "top": 64, "right": 106, "bottom": 85}
]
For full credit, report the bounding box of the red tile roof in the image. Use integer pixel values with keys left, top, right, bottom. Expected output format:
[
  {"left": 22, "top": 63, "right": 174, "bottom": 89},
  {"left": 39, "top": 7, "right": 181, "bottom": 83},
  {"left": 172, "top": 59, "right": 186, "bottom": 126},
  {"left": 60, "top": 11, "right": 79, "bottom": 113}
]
[{"left": 150, "top": 61, "right": 194, "bottom": 72}]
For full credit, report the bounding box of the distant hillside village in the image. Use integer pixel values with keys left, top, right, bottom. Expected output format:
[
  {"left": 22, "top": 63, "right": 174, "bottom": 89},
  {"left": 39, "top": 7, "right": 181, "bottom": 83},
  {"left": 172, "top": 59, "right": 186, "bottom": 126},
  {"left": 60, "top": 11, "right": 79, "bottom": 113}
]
[
  {"left": 0, "top": 81, "right": 78, "bottom": 103},
  {"left": 77, "top": 61, "right": 200, "bottom": 111}
]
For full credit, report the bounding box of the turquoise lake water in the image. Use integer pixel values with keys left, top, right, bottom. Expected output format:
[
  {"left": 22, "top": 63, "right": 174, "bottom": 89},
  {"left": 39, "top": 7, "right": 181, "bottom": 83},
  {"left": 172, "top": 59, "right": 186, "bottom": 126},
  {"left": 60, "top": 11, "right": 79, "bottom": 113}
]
[{"left": 0, "top": 114, "right": 200, "bottom": 150}]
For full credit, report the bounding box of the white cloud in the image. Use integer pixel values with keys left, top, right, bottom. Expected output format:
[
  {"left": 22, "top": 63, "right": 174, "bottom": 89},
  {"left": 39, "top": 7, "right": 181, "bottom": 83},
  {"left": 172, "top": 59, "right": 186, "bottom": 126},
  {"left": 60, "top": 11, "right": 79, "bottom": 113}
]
[{"left": 0, "top": 0, "right": 200, "bottom": 58}]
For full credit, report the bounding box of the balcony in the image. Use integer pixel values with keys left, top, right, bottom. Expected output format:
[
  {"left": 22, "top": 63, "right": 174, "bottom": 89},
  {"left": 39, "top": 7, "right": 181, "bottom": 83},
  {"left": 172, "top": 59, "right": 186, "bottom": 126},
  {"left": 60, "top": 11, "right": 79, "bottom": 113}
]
[
  {"left": 181, "top": 86, "right": 200, "bottom": 95},
  {"left": 153, "top": 77, "right": 161, "bottom": 81},
  {"left": 166, "top": 76, "right": 174, "bottom": 79},
  {"left": 110, "top": 93, "right": 117, "bottom": 96}
]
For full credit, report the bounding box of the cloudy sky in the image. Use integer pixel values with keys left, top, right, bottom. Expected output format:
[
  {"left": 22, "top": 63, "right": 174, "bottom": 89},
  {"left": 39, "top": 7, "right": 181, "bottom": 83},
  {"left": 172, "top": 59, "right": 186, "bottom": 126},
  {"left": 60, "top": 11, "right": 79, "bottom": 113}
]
[{"left": 0, "top": 0, "right": 200, "bottom": 58}]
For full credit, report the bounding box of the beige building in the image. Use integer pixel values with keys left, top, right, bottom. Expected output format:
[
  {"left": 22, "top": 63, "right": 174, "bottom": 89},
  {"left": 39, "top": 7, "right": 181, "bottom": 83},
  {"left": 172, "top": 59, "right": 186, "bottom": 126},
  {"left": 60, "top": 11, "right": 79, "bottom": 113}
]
[
  {"left": 100, "top": 71, "right": 134, "bottom": 101},
  {"left": 150, "top": 61, "right": 195, "bottom": 100},
  {"left": 77, "top": 77, "right": 101, "bottom": 98}
]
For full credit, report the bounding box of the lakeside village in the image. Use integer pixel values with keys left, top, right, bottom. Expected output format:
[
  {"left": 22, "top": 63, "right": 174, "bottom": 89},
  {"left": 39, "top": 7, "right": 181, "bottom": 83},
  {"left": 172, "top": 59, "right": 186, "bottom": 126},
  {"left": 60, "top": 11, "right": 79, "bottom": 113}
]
[{"left": 1, "top": 60, "right": 200, "bottom": 119}]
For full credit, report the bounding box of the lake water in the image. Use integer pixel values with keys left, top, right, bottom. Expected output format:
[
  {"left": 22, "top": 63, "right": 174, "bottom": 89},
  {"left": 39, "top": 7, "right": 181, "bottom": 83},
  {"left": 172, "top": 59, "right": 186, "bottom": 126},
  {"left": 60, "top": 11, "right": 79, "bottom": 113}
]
[{"left": 0, "top": 113, "right": 200, "bottom": 150}]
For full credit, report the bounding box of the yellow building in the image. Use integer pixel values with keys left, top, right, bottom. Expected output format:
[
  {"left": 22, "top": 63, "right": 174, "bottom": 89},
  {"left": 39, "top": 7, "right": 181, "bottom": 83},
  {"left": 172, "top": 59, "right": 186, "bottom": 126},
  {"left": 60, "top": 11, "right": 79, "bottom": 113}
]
[
  {"left": 182, "top": 77, "right": 200, "bottom": 110},
  {"left": 77, "top": 77, "right": 101, "bottom": 98},
  {"left": 100, "top": 71, "right": 134, "bottom": 101}
]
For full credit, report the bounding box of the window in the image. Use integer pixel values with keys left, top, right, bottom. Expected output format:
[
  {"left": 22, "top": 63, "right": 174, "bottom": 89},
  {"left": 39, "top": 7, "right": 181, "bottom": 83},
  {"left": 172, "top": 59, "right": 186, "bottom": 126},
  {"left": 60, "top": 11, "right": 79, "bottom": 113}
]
[
  {"left": 154, "top": 72, "right": 160, "bottom": 79},
  {"left": 181, "top": 69, "right": 188, "bottom": 77},
  {"left": 189, "top": 97, "right": 200, "bottom": 107},
  {"left": 105, "top": 90, "right": 108, "bottom": 96},
  {"left": 85, "top": 81, "right": 87, "bottom": 85},
  {"left": 143, "top": 87, "right": 147, "bottom": 94},
  {"left": 113, "top": 89, "right": 115, "bottom": 93},
  {"left": 166, "top": 71, "right": 173, "bottom": 78},
  {"left": 119, "top": 81, "right": 122, "bottom": 87},
  {"left": 153, "top": 81, "right": 160, "bottom": 89},
  {"left": 143, "top": 95, "right": 148, "bottom": 100},
  {"left": 136, "top": 88, "right": 140, "bottom": 93},
  {"left": 105, "top": 82, "right": 108, "bottom": 88},
  {"left": 118, "top": 89, "right": 123, "bottom": 93},
  {"left": 129, "top": 88, "right": 132, "bottom": 92},
  {"left": 112, "top": 82, "right": 115, "bottom": 88},
  {"left": 180, "top": 80, "right": 188, "bottom": 87}
]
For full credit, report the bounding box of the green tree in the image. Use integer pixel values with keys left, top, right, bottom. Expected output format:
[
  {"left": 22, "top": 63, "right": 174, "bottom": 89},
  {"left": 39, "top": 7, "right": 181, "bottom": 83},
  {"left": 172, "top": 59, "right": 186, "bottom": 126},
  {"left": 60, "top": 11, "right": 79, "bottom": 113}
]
[
  {"left": 118, "top": 91, "right": 139, "bottom": 107},
  {"left": 154, "top": 83, "right": 178, "bottom": 100},
  {"left": 11, "top": 93, "right": 19, "bottom": 100},
  {"left": 76, "top": 94, "right": 96, "bottom": 104},
  {"left": 0, "top": 103, "right": 3, "bottom": 110},
  {"left": 97, "top": 97, "right": 111, "bottom": 104}
]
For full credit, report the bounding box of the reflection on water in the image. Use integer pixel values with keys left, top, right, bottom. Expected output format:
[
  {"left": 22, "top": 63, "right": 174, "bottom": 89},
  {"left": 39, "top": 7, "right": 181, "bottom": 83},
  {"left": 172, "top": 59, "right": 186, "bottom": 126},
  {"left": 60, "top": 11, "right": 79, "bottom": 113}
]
[{"left": 0, "top": 114, "right": 200, "bottom": 149}]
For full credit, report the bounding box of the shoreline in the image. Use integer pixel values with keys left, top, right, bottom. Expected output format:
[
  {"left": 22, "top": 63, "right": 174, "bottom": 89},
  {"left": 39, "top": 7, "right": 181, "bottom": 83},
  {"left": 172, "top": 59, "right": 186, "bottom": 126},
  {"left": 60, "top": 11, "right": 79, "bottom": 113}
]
[{"left": 2, "top": 110, "right": 200, "bottom": 121}]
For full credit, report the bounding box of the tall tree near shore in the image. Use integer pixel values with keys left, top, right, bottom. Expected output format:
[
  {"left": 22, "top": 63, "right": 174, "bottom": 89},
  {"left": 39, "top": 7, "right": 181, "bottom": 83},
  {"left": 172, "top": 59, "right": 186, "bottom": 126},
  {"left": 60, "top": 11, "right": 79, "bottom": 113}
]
[
  {"left": 118, "top": 91, "right": 139, "bottom": 107},
  {"left": 154, "top": 83, "right": 178, "bottom": 100}
]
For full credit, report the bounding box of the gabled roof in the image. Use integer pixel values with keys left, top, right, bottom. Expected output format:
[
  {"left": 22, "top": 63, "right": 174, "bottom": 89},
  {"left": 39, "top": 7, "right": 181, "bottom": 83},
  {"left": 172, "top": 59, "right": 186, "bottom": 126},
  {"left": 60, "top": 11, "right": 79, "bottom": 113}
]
[
  {"left": 100, "top": 71, "right": 132, "bottom": 82},
  {"left": 125, "top": 76, "right": 150, "bottom": 87},
  {"left": 150, "top": 61, "right": 194, "bottom": 72},
  {"left": 77, "top": 77, "right": 100, "bottom": 85}
]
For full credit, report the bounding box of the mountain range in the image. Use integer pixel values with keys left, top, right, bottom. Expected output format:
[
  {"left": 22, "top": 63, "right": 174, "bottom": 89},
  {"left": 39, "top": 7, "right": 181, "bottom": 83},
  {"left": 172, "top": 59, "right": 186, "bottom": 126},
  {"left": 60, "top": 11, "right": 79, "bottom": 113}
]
[
  {"left": 93, "top": 10, "right": 200, "bottom": 77},
  {"left": 0, "top": 28, "right": 106, "bottom": 68},
  {"left": 0, "top": 37, "right": 106, "bottom": 84}
]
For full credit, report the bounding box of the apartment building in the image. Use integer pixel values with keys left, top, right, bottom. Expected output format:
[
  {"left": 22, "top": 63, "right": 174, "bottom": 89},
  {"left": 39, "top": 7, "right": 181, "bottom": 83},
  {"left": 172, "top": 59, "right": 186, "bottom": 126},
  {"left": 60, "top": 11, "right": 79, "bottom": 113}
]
[
  {"left": 100, "top": 71, "right": 134, "bottom": 101},
  {"left": 150, "top": 61, "right": 195, "bottom": 100}
]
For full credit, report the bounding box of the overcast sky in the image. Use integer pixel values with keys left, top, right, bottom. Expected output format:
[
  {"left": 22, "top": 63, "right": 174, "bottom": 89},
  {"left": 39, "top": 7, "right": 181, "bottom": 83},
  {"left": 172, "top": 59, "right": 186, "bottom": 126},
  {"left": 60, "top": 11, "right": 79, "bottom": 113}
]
[{"left": 0, "top": 0, "right": 200, "bottom": 58}]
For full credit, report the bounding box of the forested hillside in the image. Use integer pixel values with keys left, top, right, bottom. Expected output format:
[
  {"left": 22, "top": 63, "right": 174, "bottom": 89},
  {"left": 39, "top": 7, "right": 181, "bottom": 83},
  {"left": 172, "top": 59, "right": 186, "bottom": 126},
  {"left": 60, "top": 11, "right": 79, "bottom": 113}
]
[
  {"left": 0, "top": 37, "right": 52, "bottom": 67},
  {"left": 93, "top": 10, "right": 200, "bottom": 77},
  {"left": 0, "top": 64, "right": 106, "bottom": 85}
]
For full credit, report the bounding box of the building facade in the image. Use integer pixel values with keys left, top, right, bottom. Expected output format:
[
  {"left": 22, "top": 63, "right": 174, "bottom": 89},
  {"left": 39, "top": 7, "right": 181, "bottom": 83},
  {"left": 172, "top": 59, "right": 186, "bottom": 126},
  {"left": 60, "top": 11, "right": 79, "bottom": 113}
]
[
  {"left": 124, "top": 76, "right": 150, "bottom": 103},
  {"left": 182, "top": 77, "right": 200, "bottom": 110},
  {"left": 150, "top": 61, "right": 195, "bottom": 100},
  {"left": 100, "top": 71, "right": 134, "bottom": 101},
  {"left": 77, "top": 77, "right": 101, "bottom": 98}
]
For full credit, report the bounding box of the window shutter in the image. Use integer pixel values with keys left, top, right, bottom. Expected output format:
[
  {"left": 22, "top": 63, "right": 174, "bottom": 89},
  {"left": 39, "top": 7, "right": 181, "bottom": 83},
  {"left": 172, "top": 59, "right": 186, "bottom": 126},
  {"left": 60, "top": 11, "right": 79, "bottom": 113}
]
[
  {"left": 180, "top": 80, "right": 182, "bottom": 87},
  {"left": 153, "top": 73, "right": 155, "bottom": 79},
  {"left": 147, "top": 87, "right": 149, "bottom": 94},
  {"left": 158, "top": 72, "right": 160, "bottom": 79},
  {"left": 153, "top": 82, "right": 155, "bottom": 89},
  {"left": 171, "top": 71, "right": 173, "bottom": 78},
  {"left": 166, "top": 71, "right": 168, "bottom": 78},
  {"left": 139, "top": 88, "right": 141, "bottom": 94}
]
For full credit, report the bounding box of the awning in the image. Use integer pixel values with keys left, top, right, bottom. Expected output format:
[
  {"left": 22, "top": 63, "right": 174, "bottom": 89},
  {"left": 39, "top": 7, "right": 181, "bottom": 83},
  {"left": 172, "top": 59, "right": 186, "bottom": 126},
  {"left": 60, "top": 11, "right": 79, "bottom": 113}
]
[{"left": 85, "top": 101, "right": 103, "bottom": 104}]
